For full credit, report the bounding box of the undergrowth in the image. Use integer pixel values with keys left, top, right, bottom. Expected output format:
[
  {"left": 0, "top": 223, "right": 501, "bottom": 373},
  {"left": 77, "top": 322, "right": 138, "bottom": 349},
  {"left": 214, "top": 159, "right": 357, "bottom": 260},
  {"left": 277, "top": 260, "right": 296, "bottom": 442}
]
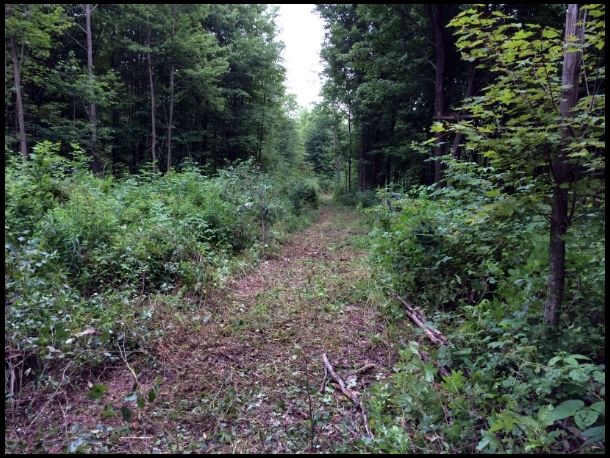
[
  {"left": 357, "top": 161, "right": 605, "bottom": 453},
  {"left": 4, "top": 141, "right": 319, "bottom": 404}
]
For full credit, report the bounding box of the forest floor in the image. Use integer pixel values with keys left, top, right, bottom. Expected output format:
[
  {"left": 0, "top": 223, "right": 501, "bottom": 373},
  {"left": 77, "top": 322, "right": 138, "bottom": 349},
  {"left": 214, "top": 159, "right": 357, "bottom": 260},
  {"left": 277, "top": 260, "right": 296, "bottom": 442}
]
[{"left": 8, "top": 200, "right": 400, "bottom": 453}]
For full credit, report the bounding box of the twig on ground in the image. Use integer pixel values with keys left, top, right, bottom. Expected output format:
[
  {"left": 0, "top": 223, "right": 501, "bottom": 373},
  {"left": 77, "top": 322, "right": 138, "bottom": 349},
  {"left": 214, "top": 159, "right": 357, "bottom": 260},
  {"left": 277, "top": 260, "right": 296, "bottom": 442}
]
[
  {"left": 319, "top": 364, "right": 328, "bottom": 393},
  {"left": 350, "top": 363, "right": 375, "bottom": 375},
  {"left": 322, "top": 353, "right": 373, "bottom": 439},
  {"left": 391, "top": 291, "right": 448, "bottom": 345}
]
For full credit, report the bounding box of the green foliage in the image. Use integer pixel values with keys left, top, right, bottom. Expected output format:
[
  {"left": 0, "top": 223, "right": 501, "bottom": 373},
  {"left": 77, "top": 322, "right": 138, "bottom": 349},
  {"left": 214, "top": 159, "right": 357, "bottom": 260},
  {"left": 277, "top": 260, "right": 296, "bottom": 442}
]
[
  {"left": 288, "top": 180, "right": 319, "bottom": 215},
  {"left": 5, "top": 142, "right": 317, "bottom": 387},
  {"left": 333, "top": 188, "right": 379, "bottom": 208},
  {"left": 366, "top": 159, "right": 604, "bottom": 452},
  {"left": 363, "top": 327, "right": 605, "bottom": 453}
]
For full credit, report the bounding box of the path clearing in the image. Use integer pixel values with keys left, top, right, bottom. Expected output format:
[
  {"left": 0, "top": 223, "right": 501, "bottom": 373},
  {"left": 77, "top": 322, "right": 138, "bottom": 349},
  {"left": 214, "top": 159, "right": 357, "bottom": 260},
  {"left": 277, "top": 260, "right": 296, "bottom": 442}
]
[{"left": 12, "top": 203, "right": 397, "bottom": 453}]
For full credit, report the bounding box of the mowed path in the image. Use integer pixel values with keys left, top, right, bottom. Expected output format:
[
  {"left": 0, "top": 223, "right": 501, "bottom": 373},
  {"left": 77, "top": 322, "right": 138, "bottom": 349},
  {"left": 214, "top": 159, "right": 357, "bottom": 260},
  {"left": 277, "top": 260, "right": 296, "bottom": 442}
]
[{"left": 13, "top": 203, "right": 397, "bottom": 453}]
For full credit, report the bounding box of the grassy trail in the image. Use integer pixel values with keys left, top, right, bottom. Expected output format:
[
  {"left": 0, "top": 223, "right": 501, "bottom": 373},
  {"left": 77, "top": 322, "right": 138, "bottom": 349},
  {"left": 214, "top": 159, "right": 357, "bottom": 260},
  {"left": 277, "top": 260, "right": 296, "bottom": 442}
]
[{"left": 11, "top": 202, "right": 397, "bottom": 453}]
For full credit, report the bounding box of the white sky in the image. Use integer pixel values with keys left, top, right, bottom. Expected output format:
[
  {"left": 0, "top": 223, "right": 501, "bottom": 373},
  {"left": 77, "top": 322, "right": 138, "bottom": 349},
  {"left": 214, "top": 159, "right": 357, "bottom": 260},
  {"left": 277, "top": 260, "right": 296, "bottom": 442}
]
[{"left": 275, "top": 4, "right": 324, "bottom": 108}]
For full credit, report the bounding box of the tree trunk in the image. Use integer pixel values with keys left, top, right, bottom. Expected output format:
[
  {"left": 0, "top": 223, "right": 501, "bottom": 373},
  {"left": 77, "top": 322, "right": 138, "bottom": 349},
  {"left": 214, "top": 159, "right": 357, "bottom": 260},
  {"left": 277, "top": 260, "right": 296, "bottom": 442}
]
[
  {"left": 10, "top": 35, "right": 27, "bottom": 159},
  {"left": 257, "top": 81, "right": 267, "bottom": 163},
  {"left": 543, "top": 4, "right": 583, "bottom": 326},
  {"left": 166, "top": 5, "right": 176, "bottom": 173},
  {"left": 347, "top": 112, "right": 352, "bottom": 190},
  {"left": 85, "top": 4, "right": 100, "bottom": 173},
  {"left": 147, "top": 25, "right": 157, "bottom": 170},
  {"left": 430, "top": 5, "right": 449, "bottom": 183},
  {"left": 451, "top": 62, "right": 477, "bottom": 160}
]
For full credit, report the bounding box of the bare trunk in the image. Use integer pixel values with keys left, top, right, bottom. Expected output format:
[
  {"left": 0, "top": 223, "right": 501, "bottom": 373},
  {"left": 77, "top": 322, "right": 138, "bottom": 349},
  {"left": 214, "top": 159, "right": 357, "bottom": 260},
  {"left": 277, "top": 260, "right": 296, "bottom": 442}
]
[
  {"left": 85, "top": 4, "right": 100, "bottom": 172},
  {"left": 147, "top": 27, "right": 157, "bottom": 169},
  {"left": 10, "top": 36, "right": 27, "bottom": 159},
  {"left": 166, "top": 6, "right": 176, "bottom": 173},
  {"left": 167, "top": 63, "right": 174, "bottom": 172},
  {"left": 451, "top": 62, "right": 477, "bottom": 160},
  {"left": 543, "top": 4, "right": 583, "bottom": 326},
  {"left": 431, "top": 5, "right": 449, "bottom": 183},
  {"left": 347, "top": 112, "right": 352, "bottom": 190},
  {"left": 257, "top": 82, "right": 267, "bottom": 163}
]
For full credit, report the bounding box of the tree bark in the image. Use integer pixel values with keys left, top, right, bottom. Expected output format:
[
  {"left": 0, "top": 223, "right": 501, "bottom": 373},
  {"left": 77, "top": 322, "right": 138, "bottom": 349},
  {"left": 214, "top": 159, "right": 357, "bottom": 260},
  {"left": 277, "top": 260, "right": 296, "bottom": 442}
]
[
  {"left": 451, "top": 62, "right": 477, "bottom": 160},
  {"left": 543, "top": 4, "right": 583, "bottom": 326},
  {"left": 147, "top": 24, "right": 157, "bottom": 170},
  {"left": 166, "top": 5, "right": 176, "bottom": 173},
  {"left": 10, "top": 35, "right": 27, "bottom": 159},
  {"left": 347, "top": 111, "right": 352, "bottom": 190},
  {"left": 257, "top": 80, "right": 267, "bottom": 163},
  {"left": 85, "top": 4, "right": 101, "bottom": 173},
  {"left": 430, "top": 5, "right": 450, "bottom": 183}
]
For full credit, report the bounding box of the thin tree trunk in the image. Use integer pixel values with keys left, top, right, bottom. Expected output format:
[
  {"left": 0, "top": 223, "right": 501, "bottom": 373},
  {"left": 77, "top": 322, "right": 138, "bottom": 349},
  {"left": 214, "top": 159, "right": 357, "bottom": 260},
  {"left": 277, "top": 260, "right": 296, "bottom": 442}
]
[
  {"left": 347, "top": 111, "right": 352, "bottom": 190},
  {"left": 451, "top": 62, "right": 477, "bottom": 160},
  {"left": 166, "top": 5, "right": 175, "bottom": 173},
  {"left": 257, "top": 81, "right": 267, "bottom": 163},
  {"left": 85, "top": 4, "right": 100, "bottom": 173},
  {"left": 147, "top": 25, "right": 157, "bottom": 170},
  {"left": 543, "top": 4, "right": 583, "bottom": 326},
  {"left": 430, "top": 5, "right": 449, "bottom": 183},
  {"left": 10, "top": 36, "right": 27, "bottom": 159}
]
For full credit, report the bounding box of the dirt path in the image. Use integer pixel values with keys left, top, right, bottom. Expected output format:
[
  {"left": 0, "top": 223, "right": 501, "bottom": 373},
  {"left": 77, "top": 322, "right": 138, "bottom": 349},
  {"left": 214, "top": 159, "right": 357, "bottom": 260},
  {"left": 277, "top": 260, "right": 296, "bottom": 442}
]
[{"left": 10, "top": 203, "right": 397, "bottom": 454}]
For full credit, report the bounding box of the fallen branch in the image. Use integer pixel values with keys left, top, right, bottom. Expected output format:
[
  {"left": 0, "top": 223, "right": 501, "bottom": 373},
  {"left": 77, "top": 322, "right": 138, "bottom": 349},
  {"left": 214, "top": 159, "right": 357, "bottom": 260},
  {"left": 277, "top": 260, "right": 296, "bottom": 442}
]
[
  {"left": 350, "top": 363, "right": 376, "bottom": 375},
  {"left": 119, "top": 436, "right": 154, "bottom": 440},
  {"left": 322, "top": 353, "right": 373, "bottom": 439},
  {"left": 391, "top": 291, "right": 451, "bottom": 379},
  {"left": 391, "top": 291, "right": 448, "bottom": 346}
]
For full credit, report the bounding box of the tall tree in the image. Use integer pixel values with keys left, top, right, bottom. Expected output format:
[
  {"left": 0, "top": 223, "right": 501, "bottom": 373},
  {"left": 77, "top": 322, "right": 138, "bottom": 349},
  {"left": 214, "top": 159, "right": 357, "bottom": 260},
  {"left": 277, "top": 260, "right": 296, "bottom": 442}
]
[
  {"left": 429, "top": 4, "right": 455, "bottom": 183},
  {"left": 543, "top": 4, "right": 586, "bottom": 326},
  {"left": 448, "top": 4, "right": 605, "bottom": 326},
  {"left": 166, "top": 4, "right": 176, "bottom": 172},
  {"left": 5, "top": 4, "right": 70, "bottom": 159},
  {"left": 84, "top": 3, "right": 100, "bottom": 172},
  {"left": 146, "top": 14, "right": 157, "bottom": 169}
]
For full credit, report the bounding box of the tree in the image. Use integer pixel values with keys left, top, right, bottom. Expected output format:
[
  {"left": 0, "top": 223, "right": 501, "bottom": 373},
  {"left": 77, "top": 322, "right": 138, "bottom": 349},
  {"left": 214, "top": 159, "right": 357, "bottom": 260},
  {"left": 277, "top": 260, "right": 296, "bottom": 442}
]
[
  {"left": 428, "top": 4, "right": 457, "bottom": 183},
  {"left": 447, "top": 4, "right": 605, "bottom": 326},
  {"left": 543, "top": 4, "right": 586, "bottom": 326},
  {"left": 5, "top": 4, "right": 70, "bottom": 158},
  {"left": 84, "top": 3, "right": 101, "bottom": 172}
]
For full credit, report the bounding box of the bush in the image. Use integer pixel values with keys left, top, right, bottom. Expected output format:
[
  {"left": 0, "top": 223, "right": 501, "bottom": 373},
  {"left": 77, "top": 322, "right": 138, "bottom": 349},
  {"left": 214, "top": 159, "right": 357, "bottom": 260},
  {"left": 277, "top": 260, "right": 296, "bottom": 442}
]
[
  {"left": 4, "top": 143, "right": 319, "bottom": 390},
  {"left": 333, "top": 187, "right": 379, "bottom": 208},
  {"left": 289, "top": 180, "right": 318, "bottom": 215},
  {"left": 364, "top": 161, "right": 605, "bottom": 453}
]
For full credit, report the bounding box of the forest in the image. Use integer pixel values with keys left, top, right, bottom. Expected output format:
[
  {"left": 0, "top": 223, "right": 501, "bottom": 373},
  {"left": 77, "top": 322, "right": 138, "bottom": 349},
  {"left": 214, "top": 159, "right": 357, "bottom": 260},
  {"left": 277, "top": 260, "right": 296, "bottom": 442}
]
[{"left": 5, "top": 3, "right": 605, "bottom": 454}]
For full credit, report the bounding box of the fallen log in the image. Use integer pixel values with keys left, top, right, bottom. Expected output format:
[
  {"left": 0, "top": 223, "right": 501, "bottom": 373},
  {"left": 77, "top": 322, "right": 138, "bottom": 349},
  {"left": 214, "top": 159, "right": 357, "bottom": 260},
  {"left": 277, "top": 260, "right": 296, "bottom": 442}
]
[{"left": 322, "top": 353, "right": 373, "bottom": 439}]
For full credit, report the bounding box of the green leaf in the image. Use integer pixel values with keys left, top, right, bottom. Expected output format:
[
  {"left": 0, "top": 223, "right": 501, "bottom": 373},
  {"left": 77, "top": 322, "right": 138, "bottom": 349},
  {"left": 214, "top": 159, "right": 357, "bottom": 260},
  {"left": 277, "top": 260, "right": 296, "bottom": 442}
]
[
  {"left": 102, "top": 404, "right": 115, "bottom": 419},
  {"left": 476, "top": 437, "right": 491, "bottom": 451},
  {"left": 87, "top": 383, "right": 107, "bottom": 401},
  {"left": 542, "top": 28, "right": 560, "bottom": 39},
  {"left": 430, "top": 122, "right": 445, "bottom": 133},
  {"left": 136, "top": 393, "right": 146, "bottom": 409},
  {"left": 121, "top": 406, "right": 132, "bottom": 422},
  {"left": 590, "top": 401, "right": 605, "bottom": 415},
  {"left": 593, "top": 371, "right": 605, "bottom": 384},
  {"left": 581, "top": 425, "right": 605, "bottom": 443},
  {"left": 547, "top": 400, "right": 585, "bottom": 422},
  {"left": 574, "top": 408, "right": 599, "bottom": 430},
  {"left": 148, "top": 387, "right": 157, "bottom": 403}
]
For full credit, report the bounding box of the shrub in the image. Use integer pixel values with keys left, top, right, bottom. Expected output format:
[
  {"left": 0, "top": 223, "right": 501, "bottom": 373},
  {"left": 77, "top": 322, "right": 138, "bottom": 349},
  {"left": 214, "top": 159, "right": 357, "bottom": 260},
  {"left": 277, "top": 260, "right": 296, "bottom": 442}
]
[
  {"left": 364, "top": 160, "right": 605, "bottom": 453},
  {"left": 289, "top": 180, "right": 318, "bottom": 215},
  {"left": 4, "top": 143, "right": 320, "bottom": 392}
]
